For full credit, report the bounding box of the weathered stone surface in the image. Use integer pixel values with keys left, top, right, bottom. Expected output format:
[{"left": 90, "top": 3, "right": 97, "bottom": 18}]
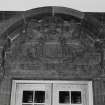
[{"left": 0, "top": 7, "right": 105, "bottom": 105}]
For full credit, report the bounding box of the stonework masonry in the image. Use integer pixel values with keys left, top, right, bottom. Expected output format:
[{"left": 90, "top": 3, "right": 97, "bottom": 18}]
[{"left": 0, "top": 7, "right": 105, "bottom": 105}]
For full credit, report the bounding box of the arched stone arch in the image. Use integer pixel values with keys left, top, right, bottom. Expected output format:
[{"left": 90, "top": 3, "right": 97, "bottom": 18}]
[
  {"left": 0, "top": 6, "right": 85, "bottom": 38},
  {"left": 0, "top": 6, "right": 103, "bottom": 81},
  {"left": 0, "top": 6, "right": 102, "bottom": 41}
]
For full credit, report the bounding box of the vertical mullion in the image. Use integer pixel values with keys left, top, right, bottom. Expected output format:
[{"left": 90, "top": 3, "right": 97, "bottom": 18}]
[
  {"left": 51, "top": 83, "right": 53, "bottom": 105},
  {"left": 70, "top": 91, "right": 71, "bottom": 105},
  {"left": 33, "top": 91, "right": 35, "bottom": 105}
]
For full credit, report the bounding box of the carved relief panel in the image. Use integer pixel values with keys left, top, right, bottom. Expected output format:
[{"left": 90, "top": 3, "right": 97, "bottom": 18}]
[{"left": 5, "top": 16, "right": 101, "bottom": 75}]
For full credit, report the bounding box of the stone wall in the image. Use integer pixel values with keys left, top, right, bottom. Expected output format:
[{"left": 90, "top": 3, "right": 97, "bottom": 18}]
[{"left": 0, "top": 7, "right": 105, "bottom": 105}]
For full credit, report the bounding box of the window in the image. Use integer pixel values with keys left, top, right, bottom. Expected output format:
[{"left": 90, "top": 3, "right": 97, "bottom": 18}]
[
  {"left": 10, "top": 80, "right": 93, "bottom": 105},
  {"left": 71, "top": 91, "right": 81, "bottom": 104},
  {"left": 59, "top": 91, "right": 81, "bottom": 104},
  {"left": 22, "top": 91, "right": 45, "bottom": 104},
  {"left": 22, "top": 91, "right": 33, "bottom": 103},
  {"left": 59, "top": 91, "right": 70, "bottom": 103},
  {"left": 34, "top": 91, "right": 45, "bottom": 103}
]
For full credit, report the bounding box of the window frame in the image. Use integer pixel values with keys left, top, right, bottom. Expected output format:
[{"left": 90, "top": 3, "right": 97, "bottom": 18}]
[{"left": 10, "top": 80, "right": 93, "bottom": 105}]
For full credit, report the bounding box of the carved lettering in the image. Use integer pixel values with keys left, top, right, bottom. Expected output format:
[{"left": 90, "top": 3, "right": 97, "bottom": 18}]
[{"left": 30, "top": 45, "right": 75, "bottom": 58}]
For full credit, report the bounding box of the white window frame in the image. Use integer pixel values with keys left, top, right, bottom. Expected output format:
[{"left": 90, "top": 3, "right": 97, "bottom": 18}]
[{"left": 10, "top": 80, "right": 93, "bottom": 105}]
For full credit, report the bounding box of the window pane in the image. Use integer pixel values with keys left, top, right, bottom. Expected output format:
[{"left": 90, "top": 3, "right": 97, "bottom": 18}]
[
  {"left": 34, "top": 91, "right": 45, "bottom": 103},
  {"left": 22, "top": 91, "right": 33, "bottom": 103},
  {"left": 71, "top": 91, "right": 81, "bottom": 104},
  {"left": 59, "top": 91, "right": 70, "bottom": 103}
]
